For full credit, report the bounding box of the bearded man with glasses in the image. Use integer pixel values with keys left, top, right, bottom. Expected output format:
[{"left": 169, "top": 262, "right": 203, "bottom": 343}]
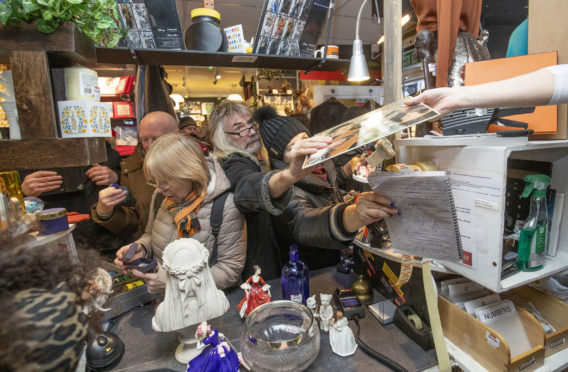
[{"left": 208, "top": 101, "right": 331, "bottom": 279}]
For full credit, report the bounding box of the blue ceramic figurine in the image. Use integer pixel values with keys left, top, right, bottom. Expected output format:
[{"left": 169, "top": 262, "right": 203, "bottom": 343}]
[{"left": 186, "top": 320, "right": 240, "bottom": 372}]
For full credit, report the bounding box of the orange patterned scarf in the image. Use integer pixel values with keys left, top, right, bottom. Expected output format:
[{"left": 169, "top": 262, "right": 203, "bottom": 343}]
[{"left": 167, "top": 190, "right": 207, "bottom": 238}]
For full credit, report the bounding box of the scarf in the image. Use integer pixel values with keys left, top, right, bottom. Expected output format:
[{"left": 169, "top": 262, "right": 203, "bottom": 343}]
[{"left": 167, "top": 190, "right": 207, "bottom": 238}]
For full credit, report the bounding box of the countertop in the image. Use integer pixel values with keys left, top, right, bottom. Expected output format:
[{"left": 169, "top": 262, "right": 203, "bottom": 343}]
[{"left": 109, "top": 266, "right": 438, "bottom": 371}]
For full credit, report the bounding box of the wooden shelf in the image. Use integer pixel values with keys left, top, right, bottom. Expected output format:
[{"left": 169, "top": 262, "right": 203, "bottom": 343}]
[
  {"left": 0, "top": 138, "right": 107, "bottom": 170},
  {"left": 96, "top": 47, "right": 349, "bottom": 71},
  {"left": 0, "top": 22, "right": 96, "bottom": 68}
]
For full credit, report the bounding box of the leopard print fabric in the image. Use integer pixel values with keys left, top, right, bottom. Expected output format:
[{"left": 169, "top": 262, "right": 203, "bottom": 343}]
[{"left": 1, "top": 282, "right": 88, "bottom": 372}]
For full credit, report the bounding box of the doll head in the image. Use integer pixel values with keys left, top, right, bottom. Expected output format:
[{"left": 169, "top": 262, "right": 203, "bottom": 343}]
[
  {"left": 253, "top": 265, "right": 261, "bottom": 276},
  {"left": 320, "top": 293, "right": 331, "bottom": 305},
  {"left": 306, "top": 295, "right": 317, "bottom": 310},
  {"left": 335, "top": 311, "right": 344, "bottom": 320},
  {"left": 195, "top": 321, "right": 210, "bottom": 341}
]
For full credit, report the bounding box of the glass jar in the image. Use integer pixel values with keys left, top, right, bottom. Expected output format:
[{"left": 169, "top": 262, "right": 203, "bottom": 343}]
[
  {"left": 240, "top": 300, "right": 320, "bottom": 372},
  {"left": 184, "top": 8, "right": 228, "bottom": 52}
]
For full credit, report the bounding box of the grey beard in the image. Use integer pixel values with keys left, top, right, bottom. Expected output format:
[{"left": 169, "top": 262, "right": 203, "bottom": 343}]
[{"left": 229, "top": 135, "right": 261, "bottom": 155}]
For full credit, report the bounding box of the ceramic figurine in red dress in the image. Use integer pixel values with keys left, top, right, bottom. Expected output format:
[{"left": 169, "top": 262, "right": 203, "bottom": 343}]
[{"left": 237, "top": 265, "right": 272, "bottom": 318}]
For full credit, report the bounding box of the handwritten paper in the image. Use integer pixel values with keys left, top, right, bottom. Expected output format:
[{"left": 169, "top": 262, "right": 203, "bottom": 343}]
[{"left": 368, "top": 171, "right": 463, "bottom": 261}]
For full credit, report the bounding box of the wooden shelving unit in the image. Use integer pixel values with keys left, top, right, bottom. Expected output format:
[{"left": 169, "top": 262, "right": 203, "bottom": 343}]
[
  {"left": 96, "top": 47, "right": 349, "bottom": 71},
  {"left": 0, "top": 22, "right": 107, "bottom": 170}
]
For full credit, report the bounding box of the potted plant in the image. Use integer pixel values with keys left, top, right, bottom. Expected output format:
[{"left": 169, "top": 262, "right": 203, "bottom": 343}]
[{"left": 0, "top": 0, "right": 125, "bottom": 47}]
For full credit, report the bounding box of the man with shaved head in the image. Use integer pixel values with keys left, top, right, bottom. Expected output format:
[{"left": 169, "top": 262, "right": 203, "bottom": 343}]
[{"left": 91, "top": 111, "right": 178, "bottom": 239}]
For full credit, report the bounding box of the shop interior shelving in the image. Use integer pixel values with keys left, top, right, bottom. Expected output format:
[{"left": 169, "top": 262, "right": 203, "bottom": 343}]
[
  {"left": 395, "top": 137, "right": 568, "bottom": 293},
  {"left": 95, "top": 47, "right": 349, "bottom": 71},
  {"left": 0, "top": 22, "right": 107, "bottom": 170}
]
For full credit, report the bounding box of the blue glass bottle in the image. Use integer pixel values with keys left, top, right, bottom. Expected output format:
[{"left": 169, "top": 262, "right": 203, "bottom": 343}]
[{"left": 281, "top": 244, "right": 309, "bottom": 304}]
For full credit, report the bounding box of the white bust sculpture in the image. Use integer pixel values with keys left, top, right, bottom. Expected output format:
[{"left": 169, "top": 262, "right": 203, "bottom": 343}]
[{"left": 152, "top": 238, "right": 229, "bottom": 333}]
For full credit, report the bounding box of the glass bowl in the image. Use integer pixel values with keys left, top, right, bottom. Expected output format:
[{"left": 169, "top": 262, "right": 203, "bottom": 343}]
[{"left": 240, "top": 300, "right": 320, "bottom": 372}]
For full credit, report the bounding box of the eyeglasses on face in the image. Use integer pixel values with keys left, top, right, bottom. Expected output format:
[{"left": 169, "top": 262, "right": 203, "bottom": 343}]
[
  {"left": 147, "top": 180, "right": 173, "bottom": 192},
  {"left": 224, "top": 119, "right": 258, "bottom": 138}
]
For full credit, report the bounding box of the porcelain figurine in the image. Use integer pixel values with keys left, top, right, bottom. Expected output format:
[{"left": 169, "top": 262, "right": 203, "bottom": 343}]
[
  {"left": 329, "top": 311, "right": 358, "bottom": 357},
  {"left": 151, "top": 239, "right": 229, "bottom": 364},
  {"left": 186, "top": 321, "right": 240, "bottom": 372},
  {"left": 306, "top": 294, "right": 319, "bottom": 324},
  {"left": 237, "top": 265, "right": 271, "bottom": 318},
  {"left": 319, "top": 293, "right": 333, "bottom": 333}
]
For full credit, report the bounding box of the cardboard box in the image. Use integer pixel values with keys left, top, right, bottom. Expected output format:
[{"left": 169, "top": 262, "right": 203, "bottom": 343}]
[
  {"left": 528, "top": 0, "right": 568, "bottom": 139},
  {"left": 439, "top": 296, "right": 545, "bottom": 372},
  {"left": 464, "top": 52, "right": 558, "bottom": 135},
  {"left": 58, "top": 100, "right": 112, "bottom": 138}
]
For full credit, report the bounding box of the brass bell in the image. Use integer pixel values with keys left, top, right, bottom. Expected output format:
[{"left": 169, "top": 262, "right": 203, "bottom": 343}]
[{"left": 352, "top": 275, "right": 372, "bottom": 302}]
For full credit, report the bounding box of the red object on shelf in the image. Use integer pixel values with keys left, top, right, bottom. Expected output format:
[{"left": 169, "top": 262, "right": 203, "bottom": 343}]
[
  {"left": 112, "top": 102, "right": 134, "bottom": 119},
  {"left": 116, "top": 145, "right": 136, "bottom": 156},
  {"left": 68, "top": 211, "right": 90, "bottom": 224},
  {"left": 116, "top": 75, "right": 135, "bottom": 95}
]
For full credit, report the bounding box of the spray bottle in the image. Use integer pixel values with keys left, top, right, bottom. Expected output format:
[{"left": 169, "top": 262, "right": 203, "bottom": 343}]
[{"left": 516, "top": 174, "right": 551, "bottom": 272}]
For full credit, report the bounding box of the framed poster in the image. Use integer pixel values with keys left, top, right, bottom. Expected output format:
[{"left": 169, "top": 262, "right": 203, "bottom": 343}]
[
  {"left": 201, "top": 102, "right": 214, "bottom": 115},
  {"left": 253, "top": 0, "right": 330, "bottom": 57},
  {"left": 187, "top": 101, "right": 201, "bottom": 114}
]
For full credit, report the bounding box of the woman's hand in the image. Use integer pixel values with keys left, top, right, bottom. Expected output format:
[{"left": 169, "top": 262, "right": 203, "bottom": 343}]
[
  {"left": 285, "top": 136, "right": 332, "bottom": 181},
  {"left": 343, "top": 191, "right": 398, "bottom": 233},
  {"left": 132, "top": 264, "right": 167, "bottom": 293},
  {"left": 404, "top": 88, "right": 461, "bottom": 118},
  {"left": 115, "top": 243, "right": 144, "bottom": 273}
]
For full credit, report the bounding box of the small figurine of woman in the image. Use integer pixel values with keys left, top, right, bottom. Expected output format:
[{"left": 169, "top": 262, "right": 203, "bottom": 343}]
[
  {"left": 237, "top": 265, "right": 272, "bottom": 318},
  {"left": 329, "top": 311, "right": 358, "bottom": 357},
  {"left": 186, "top": 321, "right": 240, "bottom": 372},
  {"left": 319, "top": 293, "right": 333, "bottom": 333}
]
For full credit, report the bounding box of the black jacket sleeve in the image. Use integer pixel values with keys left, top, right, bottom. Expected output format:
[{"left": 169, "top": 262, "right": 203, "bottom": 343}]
[
  {"left": 222, "top": 154, "right": 291, "bottom": 216},
  {"left": 287, "top": 187, "right": 356, "bottom": 250}
]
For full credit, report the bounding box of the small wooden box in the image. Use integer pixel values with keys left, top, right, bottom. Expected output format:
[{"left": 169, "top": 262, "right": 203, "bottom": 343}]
[
  {"left": 439, "top": 296, "right": 545, "bottom": 372},
  {"left": 502, "top": 286, "right": 568, "bottom": 357}
]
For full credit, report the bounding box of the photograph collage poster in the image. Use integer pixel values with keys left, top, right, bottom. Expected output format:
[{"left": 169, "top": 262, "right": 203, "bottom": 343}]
[
  {"left": 254, "top": 0, "right": 331, "bottom": 57},
  {"left": 115, "top": 0, "right": 184, "bottom": 50}
]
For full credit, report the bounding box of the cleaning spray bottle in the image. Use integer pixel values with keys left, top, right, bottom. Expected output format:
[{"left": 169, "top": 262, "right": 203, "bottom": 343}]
[{"left": 516, "top": 174, "right": 551, "bottom": 272}]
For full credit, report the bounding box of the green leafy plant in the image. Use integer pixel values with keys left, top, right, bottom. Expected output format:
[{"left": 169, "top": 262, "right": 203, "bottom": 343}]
[{"left": 0, "top": 0, "right": 125, "bottom": 47}]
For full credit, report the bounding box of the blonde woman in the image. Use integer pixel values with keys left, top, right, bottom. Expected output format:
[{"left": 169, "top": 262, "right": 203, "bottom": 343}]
[{"left": 115, "top": 133, "right": 246, "bottom": 290}]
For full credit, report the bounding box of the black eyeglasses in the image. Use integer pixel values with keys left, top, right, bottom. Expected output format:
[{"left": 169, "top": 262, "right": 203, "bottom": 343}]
[{"left": 224, "top": 119, "right": 258, "bottom": 138}]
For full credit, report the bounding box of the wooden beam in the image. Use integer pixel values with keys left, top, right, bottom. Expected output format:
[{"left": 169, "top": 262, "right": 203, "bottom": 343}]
[
  {"left": 383, "top": 0, "right": 402, "bottom": 105},
  {"left": 0, "top": 138, "right": 108, "bottom": 170},
  {"left": 10, "top": 50, "right": 58, "bottom": 139}
]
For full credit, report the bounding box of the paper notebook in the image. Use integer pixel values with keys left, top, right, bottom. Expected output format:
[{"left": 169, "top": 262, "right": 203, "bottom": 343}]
[{"left": 367, "top": 171, "right": 463, "bottom": 261}]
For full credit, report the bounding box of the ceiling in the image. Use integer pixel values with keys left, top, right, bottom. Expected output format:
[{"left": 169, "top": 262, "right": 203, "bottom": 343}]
[
  {"left": 96, "top": 0, "right": 527, "bottom": 98},
  {"left": 165, "top": 66, "right": 257, "bottom": 97},
  {"left": 166, "top": 0, "right": 412, "bottom": 97}
]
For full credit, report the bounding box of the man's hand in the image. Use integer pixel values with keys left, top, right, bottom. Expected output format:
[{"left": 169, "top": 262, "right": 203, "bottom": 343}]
[
  {"left": 96, "top": 186, "right": 128, "bottom": 216},
  {"left": 21, "top": 171, "right": 62, "bottom": 197},
  {"left": 86, "top": 164, "right": 118, "bottom": 186},
  {"left": 132, "top": 264, "right": 167, "bottom": 293}
]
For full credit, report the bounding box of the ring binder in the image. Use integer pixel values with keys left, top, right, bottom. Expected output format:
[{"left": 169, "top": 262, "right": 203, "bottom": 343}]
[{"left": 367, "top": 171, "right": 463, "bottom": 262}]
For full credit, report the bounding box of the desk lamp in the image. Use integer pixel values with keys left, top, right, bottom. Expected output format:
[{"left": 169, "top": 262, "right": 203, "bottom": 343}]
[{"left": 348, "top": 0, "right": 370, "bottom": 82}]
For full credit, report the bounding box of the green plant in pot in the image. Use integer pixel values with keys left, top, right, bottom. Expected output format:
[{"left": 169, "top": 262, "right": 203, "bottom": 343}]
[{"left": 0, "top": 0, "right": 125, "bottom": 47}]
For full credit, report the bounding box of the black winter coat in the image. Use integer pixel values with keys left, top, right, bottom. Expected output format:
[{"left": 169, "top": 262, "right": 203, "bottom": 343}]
[
  {"left": 271, "top": 159, "right": 357, "bottom": 270},
  {"left": 221, "top": 154, "right": 292, "bottom": 280}
]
